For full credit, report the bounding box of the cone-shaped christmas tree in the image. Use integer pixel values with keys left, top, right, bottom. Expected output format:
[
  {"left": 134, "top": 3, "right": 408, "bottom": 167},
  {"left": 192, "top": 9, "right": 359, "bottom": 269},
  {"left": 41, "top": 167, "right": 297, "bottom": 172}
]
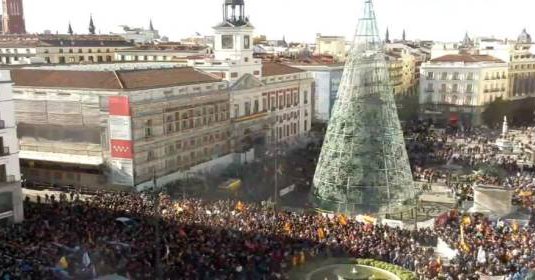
[{"left": 311, "top": 0, "right": 416, "bottom": 216}]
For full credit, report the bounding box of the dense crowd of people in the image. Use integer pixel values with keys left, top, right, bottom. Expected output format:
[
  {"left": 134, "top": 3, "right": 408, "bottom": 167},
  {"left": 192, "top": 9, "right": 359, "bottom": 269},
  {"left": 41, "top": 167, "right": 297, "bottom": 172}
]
[
  {"left": 406, "top": 122, "right": 535, "bottom": 208},
  {"left": 3, "top": 123, "right": 535, "bottom": 279},
  {"left": 0, "top": 191, "right": 534, "bottom": 280}
]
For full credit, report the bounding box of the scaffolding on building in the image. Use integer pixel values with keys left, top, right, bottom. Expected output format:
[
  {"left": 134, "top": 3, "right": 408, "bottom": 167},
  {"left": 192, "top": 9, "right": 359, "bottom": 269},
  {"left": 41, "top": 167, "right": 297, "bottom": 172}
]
[{"left": 311, "top": 0, "right": 416, "bottom": 216}]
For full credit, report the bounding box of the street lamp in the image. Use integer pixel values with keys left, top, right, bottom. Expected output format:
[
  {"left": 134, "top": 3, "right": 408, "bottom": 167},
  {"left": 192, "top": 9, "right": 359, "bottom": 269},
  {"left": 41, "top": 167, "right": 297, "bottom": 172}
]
[{"left": 151, "top": 171, "right": 163, "bottom": 280}]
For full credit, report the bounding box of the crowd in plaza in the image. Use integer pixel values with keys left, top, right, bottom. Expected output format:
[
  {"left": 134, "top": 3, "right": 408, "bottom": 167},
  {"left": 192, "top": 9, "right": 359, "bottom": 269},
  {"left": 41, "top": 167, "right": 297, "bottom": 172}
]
[
  {"left": 406, "top": 122, "right": 535, "bottom": 207},
  {"left": 2, "top": 123, "right": 535, "bottom": 279},
  {"left": 0, "top": 190, "right": 534, "bottom": 280}
]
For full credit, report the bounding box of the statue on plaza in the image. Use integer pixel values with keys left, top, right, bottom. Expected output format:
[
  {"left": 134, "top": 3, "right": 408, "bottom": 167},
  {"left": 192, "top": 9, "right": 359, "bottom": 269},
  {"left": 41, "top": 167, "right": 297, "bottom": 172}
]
[{"left": 502, "top": 116, "right": 508, "bottom": 137}]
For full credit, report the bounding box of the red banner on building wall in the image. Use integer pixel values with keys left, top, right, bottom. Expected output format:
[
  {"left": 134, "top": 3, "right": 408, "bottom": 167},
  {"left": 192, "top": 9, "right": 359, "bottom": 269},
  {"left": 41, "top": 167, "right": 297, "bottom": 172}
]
[
  {"left": 110, "top": 139, "right": 134, "bottom": 159},
  {"left": 109, "top": 96, "right": 131, "bottom": 116}
]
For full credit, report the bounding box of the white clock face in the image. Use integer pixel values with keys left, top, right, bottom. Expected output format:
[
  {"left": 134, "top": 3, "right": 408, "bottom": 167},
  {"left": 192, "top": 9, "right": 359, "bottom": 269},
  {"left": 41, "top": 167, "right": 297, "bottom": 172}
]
[{"left": 222, "top": 35, "right": 234, "bottom": 49}]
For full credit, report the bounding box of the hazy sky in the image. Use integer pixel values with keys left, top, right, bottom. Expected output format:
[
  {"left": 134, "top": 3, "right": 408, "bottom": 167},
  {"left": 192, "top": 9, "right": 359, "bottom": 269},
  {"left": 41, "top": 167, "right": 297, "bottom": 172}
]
[{"left": 21, "top": 0, "right": 535, "bottom": 43}]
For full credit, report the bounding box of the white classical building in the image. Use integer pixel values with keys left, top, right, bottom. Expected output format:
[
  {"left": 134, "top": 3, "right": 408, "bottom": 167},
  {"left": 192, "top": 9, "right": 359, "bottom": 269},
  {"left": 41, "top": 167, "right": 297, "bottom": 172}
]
[
  {"left": 314, "top": 33, "right": 347, "bottom": 62},
  {"left": 419, "top": 54, "right": 509, "bottom": 126},
  {"left": 0, "top": 69, "right": 23, "bottom": 222},
  {"left": 188, "top": 0, "right": 314, "bottom": 148}
]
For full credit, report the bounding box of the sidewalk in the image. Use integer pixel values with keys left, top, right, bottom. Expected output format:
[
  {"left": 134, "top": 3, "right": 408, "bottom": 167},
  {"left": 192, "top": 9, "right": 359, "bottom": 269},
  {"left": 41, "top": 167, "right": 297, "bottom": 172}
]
[{"left": 23, "top": 188, "right": 93, "bottom": 202}]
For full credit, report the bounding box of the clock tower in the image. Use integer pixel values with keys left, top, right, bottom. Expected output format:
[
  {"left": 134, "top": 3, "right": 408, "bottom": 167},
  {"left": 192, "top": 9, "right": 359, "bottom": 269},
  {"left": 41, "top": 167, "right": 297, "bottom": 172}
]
[{"left": 213, "top": 0, "right": 254, "bottom": 63}]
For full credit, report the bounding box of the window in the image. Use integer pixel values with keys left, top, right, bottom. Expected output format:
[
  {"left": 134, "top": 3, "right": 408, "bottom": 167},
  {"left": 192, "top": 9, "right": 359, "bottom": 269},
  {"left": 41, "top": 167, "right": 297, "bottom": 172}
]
[
  {"left": 440, "top": 84, "right": 446, "bottom": 93},
  {"left": 244, "top": 35, "right": 250, "bottom": 49},
  {"left": 244, "top": 57, "right": 249, "bottom": 62},
  {"left": 303, "top": 90, "right": 308, "bottom": 104},
  {"left": 441, "top": 72, "right": 447, "bottom": 80},
  {"left": 59, "top": 49, "right": 64, "bottom": 53},
  {"left": 147, "top": 151, "right": 155, "bottom": 161},
  {"left": 244, "top": 102, "right": 251, "bottom": 115},
  {"left": 262, "top": 98, "right": 267, "bottom": 111},
  {"left": 467, "top": 72, "right": 474, "bottom": 80},
  {"left": 145, "top": 120, "right": 153, "bottom": 138},
  {"left": 231, "top": 72, "right": 238, "bottom": 78},
  {"left": 254, "top": 70, "right": 260, "bottom": 75},
  {"left": 426, "top": 83, "right": 434, "bottom": 92},
  {"left": 452, "top": 84, "right": 458, "bottom": 93},
  {"left": 452, "top": 72, "right": 459, "bottom": 80},
  {"left": 254, "top": 100, "right": 259, "bottom": 113},
  {"left": 234, "top": 104, "right": 239, "bottom": 118},
  {"left": 222, "top": 35, "right": 234, "bottom": 49},
  {"left": 466, "top": 84, "right": 473, "bottom": 93}
]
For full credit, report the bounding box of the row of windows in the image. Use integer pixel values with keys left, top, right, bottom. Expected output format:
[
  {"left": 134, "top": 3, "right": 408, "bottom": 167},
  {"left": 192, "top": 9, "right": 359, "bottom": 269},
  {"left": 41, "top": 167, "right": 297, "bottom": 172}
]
[
  {"left": 139, "top": 143, "right": 231, "bottom": 180},
  {"left": 119, "top": 55, "right": 171, "bottom": 61},
  {"left": 163, "top": 113, "right": 229, "bottom": 135},
  {"left": 426, "top": 83, "right": 474, "bottom": 94},
  {"left": 53, "top": 55, "right": 113, "bottom": 64},
  {"left": 512, "top": 64, "right": 535, "bottom": 70},
  {"left": 144, "top": 131, "right": 230, "bottom": 162},
  {"left": 45, "top": 48, "right": 117, "bottom": 54},
  {"left": 277, "top": 110, "right": 303, "bottom": 123},
  {"left": 164, "top": 104, "right": 229, "bottom": 121},
  {"left": 423, "top": 94, "right": 474, "bottom": 105},
  {"left": 274, "top": 122, "right": 302, "bottom": 140},
  {"left": 0, "top": 48, "right": 31, "bottom": 54},
  {"left": 426, "top": 71, "right": 508, "bottom": 81},
  {"left": 426, "top": 83, "right": 507, "bottom": 93}
]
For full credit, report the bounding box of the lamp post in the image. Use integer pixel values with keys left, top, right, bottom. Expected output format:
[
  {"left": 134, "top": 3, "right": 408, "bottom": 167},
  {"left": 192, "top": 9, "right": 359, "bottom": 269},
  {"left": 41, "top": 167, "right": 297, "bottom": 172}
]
[{"left": 152, "top": 171, "right": 163, "bottom": 280}]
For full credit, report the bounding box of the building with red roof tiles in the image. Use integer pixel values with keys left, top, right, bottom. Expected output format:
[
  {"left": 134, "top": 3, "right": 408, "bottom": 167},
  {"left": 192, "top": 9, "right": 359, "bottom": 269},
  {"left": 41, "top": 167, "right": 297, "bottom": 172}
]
[{"left": 10, "top": 63, "right": 231, "bottom": 189}]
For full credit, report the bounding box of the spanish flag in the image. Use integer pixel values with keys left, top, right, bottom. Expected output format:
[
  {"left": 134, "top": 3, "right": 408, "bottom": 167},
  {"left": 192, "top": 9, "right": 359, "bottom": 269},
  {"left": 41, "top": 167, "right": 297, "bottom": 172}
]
[
  {"left": 459, "top": 226, "right": 471, "bottom": 253},
  {"left": 284, "top": 222, "right": 292, "bottom": 234},
  {"left": 512, "top": 220, "right": 519, "bottom": 234},
  {"left": 363, "top": 215, "right": 376, "bottom": 225},
  {"left": 338, "top": 214, "right": 348, "bottom": 226},
  {"left": 317, "top": 228, "right": 326, "bottom": 240},
  {"left": 462, "top": 215, "right": 471, "bottom": 226},
  {"left": 235, "top": 201, "right": 245, "bottom": 212},
  {"left": 519, "top": 191, "right": 532, "bottom": 197}
]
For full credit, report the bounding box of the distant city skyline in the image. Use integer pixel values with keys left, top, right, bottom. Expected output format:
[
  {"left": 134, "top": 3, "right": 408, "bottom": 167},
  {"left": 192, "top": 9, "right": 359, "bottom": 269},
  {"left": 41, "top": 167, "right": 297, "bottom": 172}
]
[{"left": 19, "top": 0, "right": 535, "bottom": 43}]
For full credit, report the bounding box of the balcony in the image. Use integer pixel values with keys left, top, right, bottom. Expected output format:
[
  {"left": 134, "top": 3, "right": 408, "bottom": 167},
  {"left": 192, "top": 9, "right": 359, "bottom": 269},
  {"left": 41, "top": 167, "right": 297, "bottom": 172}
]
[{"left": 0, "top": 147, "right": 9, "bottom": 157}]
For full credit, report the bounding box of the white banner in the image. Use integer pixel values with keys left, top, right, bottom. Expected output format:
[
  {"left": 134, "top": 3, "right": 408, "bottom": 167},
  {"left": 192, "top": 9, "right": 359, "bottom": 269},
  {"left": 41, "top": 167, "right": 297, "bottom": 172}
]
[
  {"left": 279, "top": 184, "right": 296, "bottom": 197},
  {"left": 109, "top": 116, "right": 132, "bottom": 140},
  {"left": 110, "top": 159, "right": 134, "bottom": 186}
]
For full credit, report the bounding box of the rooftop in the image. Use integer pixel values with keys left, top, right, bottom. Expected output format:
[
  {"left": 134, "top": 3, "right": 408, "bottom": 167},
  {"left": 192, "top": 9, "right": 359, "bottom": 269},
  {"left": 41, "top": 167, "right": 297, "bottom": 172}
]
[
  {"left": 262, "top": 62, "right": 305, "bottom": 77},
  {"left": 12, "top": 66, "right": 221, "bottom": 90},
  {"left": 430, "top": 54, "right": 505, "bottom": 63},
  {"left": 119, "top": 43, "right": 208, "bottom": 53},
  {"left": 0, "top": 34, "right": 133, "bottom": 48}
]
